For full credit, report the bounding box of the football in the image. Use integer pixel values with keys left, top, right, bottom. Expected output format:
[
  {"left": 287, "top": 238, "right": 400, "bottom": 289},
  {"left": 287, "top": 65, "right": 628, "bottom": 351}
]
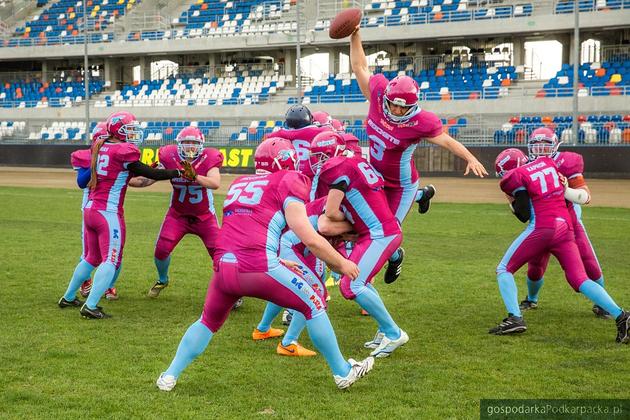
[{"left": 329, "top": 8, "right": 362, "bottom": 39}]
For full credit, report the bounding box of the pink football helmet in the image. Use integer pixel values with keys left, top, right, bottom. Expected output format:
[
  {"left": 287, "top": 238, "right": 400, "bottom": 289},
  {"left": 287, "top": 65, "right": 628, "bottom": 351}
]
[
  {"left": 309, "top": 131, "right": 346, "bottom": 173},
  {"left": 528, "top": 127, "right": 561, "bottom": 159},
  {"left": 177, "top": 126, "right": 205, "bottom": 160},
  {"left": 383, "top": 75, "right": 420, "bottom": 124},
  {"left": 106, "top": 111, "right": 143, "bottom": 145},
  {"left": 312, "top": 111, "right": 333, "bottom": 127},
  {"left": 254, "top": 137, "right": 298, "bottom": 173},
  {"left": 495, "top": 148, "right": 528, "bottom": 178},
  {"left": 91, "top": 122, "right": 109, "bottom": 143},
  {"left": 331, "top": 119, "right": 345, "bottom": 132},
  {"left": 343, "top": 134, "right": 362, "bottom": 156}
]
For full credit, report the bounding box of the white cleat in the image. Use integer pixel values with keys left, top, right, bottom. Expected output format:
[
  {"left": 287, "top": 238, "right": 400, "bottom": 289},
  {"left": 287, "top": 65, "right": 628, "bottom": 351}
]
[
  {"left": 370, "top": 329, "right": 409, "bottom": 358},
  {"left": 156, "top": 373, "right": 177, "bottom": 391},
  {"left": 364, "top": 330, "right": 385, "bottom": 349},
  {"left": 334, "top": 357, "right": 375, "bottom": 390}
]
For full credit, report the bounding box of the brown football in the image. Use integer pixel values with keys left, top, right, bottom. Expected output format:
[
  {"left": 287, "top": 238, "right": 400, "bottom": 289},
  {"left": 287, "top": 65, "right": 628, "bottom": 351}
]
[{"left": 329, "top": 8, "right": 362, "bottom": 39}]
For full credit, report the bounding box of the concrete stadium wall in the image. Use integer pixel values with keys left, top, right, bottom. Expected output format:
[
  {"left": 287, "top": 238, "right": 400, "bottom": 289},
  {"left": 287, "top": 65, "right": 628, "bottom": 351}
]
[
  {"left": 3, "top": 144, "right": 629, "bottom": 178},
  {"left": 0, "top": 96, "right": 627, "bottom": 121},
  {"left": 1, "top": 10, "right": 628, "bottom": 61}
]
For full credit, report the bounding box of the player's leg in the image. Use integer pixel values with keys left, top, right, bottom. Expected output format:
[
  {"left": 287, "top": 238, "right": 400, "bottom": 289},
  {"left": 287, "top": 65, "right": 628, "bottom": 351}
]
[
  {"left": 253, "top": 263, "right": 372, "bottom": 387},
  {"left": 551, "top": 225, "right": 629, "bottom": 343},
  {"left": 491, "top": 227, "right": 548, "bottom": 334},
  {"left": 79, "top": 216, "right": 93, "bottom": 297},
  {"left": 59, "top": 214, "right": 99, "bottom": 307},
  {"left": 521, "top": 253, "right": 550, "bottom": 310},
  {"left": 82, "top": 210, "right": 123, "bottom": 318},
  {"left": 415, "top": 184, "right": 437, "bottom": 214},
  {"left": 382, "top": 183, "right": 416, "bottom": 284},
  {"left": 573, "top": 219, "right": 609, "bottom": 318},
  {"left": 105, "top": 217, "right": 126, "bottom": 300},
  {"left": 339, "top": 234, "right": 409, "bottom": 357},
  {"left": 157, "top": 263, "right": 239, "bottom": 391},
  {"left": 149, "top": 213, "right": 186, "bottom": 297},
  {"left": 277, "top": 248, "right": 324, "bottom": 356}
]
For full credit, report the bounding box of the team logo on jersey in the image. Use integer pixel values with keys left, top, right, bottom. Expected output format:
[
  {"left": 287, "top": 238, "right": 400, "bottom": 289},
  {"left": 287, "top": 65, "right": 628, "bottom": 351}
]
[
  {"left": 110, "top": 248, "right": 118, "bottom": 263},
  {"left": 113, "top": 229, "right": 119, "bottom": 239}
]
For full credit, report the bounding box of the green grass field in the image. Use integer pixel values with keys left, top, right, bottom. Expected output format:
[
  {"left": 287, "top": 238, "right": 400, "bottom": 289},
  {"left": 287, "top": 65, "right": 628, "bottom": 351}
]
[{"left": 1, "top": 186, "right": 629, "bottom": 419}]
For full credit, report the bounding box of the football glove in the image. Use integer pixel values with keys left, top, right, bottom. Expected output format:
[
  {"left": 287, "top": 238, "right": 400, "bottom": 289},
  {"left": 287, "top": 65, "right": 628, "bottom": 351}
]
[{"left": 180, "top": 160, "right": 197, "bottom": 181}]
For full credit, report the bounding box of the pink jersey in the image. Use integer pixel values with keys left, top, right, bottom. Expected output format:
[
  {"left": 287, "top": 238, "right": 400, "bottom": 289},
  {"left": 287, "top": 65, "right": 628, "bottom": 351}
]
[
  {"left": 316, "top": 155, "right": 400, "bottom": 239},
  {"left": 215, "top": 170, "right": 311, "bottom": 272},
  {"left": 158, "top": 145, "right": 223, "bottom": 219},
  {"left": 85, "top": 142, "right": 140, "bottom": 214},
  {"left": 271, "top": 125, "right": 332, "bottom": 174},
  {"left": 70, "top": 149, "right": 91, "bottom": 169},
  {"left": 500, "top": 157, "right": 571, "bottom": 230},
  {"left": 366, "top": 74, "right": 443, "bottom": 188},
  {"left": 71, "top": 148, "right": 92, "bottom": 210}
]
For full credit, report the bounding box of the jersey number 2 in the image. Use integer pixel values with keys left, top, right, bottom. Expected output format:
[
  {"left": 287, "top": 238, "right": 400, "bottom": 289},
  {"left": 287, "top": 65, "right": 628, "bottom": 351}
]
[{"left": 96, "top": 155, "right": 109, "bottom": 176}]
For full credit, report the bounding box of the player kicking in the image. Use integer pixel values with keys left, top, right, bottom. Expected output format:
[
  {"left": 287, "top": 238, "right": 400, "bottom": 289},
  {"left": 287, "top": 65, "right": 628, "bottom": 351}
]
[
  {"left": 491, "top": 148, "right": 629, "bottom": 343},
  {"left": 139, "top": 126, "right": 224, "bottom": 299},
  {"left": 69, "top": 122, "right": 122, "bottom": 301},
  {"left": 58, "top": 111, "right": 192, "bottom": 318},
  {"left": 312, "top": 132, "right": 409, "bottom": 357},
  {"left": 156, "top": 138, "right": 373, "bottom": 391},
  {"left": 350, "top": 26, "right": 488, "bottom": 284},
  {"left": 518, "top": 128, "right": 609, "bottom": 318}
]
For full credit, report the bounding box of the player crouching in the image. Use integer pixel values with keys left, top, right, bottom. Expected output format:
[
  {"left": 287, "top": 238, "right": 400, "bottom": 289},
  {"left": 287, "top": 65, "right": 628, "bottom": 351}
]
[{"left": 490, "top": 148, "right": 630, "bottom": 343}]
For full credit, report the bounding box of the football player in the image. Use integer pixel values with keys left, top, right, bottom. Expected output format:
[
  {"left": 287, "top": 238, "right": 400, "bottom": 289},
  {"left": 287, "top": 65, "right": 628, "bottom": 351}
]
[
  {"left": 58, "top": 111, "right": 192, "bottom": 319},
  {"left": 519, "top": 128, "right": 608, "bottom": 318},
  {"left": 350, "top": 26, "right": 488, "bottom": 284},
  {"left": 490, "top": 148, "right": 629, "bottom": 343},
  {"left": 156, "top": 138, "right": 373, "bottom": 391}
]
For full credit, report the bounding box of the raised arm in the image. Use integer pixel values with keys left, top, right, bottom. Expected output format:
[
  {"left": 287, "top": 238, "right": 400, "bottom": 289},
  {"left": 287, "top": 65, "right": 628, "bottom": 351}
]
[
  {"left": 285, "top": 201, "right": 358, "bottom": 279},
  {"left": 426, "top": 132, "right": 489, "bottom": 177},
  {"left": 126, "top": 161, "right": 181, "bottom": 180},
  {"left": 349, "top": 27, "right": 371, "bottom": 100}
]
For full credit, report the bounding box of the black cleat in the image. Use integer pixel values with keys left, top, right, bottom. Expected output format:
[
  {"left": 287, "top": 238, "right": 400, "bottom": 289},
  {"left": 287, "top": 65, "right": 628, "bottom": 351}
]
[
  {"left": 615, "top": 311, "right": 630, "bottom": 344},
  {"left": 80, "top": 303, "right": 111, "bottom": 319},
  {"left": 519, "top": 299, "right": 538, "bottom": 311},
  {"left": 232, "top": 298, "right": 243, "bottom": 310},
  {"left": 384, "top": 247, "right": 405, "bottom": 284},
  {"left": 592, "top": 304, "right": 612, "bottom": 319},
  {"left": 489, "top": 314, "right": 527, "bottom": 335},
  {"left": 58, "top": 296, "right": 83, "bottom": 308},
  {"left": 417, "top": 185, "right": 436, "bottom": 214},
  {"left": 282, "top": 309, "right": 292, "bottom": 326}
]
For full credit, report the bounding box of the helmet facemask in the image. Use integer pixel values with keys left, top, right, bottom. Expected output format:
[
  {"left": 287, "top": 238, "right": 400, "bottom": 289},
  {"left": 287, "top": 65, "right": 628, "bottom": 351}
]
[
  {"left": 527, "top": 136, "right": 561, "bottom": 159},
  {"left": 383, "top": 97, "right": 419, "bottom": 124},
  {"left": 178, "top": 138, "right": 204, "bottom": 160},
  {"left": 122, "top": 122, "right": 144, "bottom": 146}
]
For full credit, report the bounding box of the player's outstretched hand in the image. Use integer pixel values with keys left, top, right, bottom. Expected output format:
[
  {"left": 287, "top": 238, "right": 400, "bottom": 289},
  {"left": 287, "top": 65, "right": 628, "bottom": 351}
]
[
  {"left": 180, "top": 160, "right": 197, "bottom": 181},
  {"left": 280, "top": 259, "right": 304, "bottom": 276},
  {"left": 464, "top": 159, "right": 489, "bottom": 178},
  {"left": 340, "top": 259, "right": 360, "bottom": 281}
]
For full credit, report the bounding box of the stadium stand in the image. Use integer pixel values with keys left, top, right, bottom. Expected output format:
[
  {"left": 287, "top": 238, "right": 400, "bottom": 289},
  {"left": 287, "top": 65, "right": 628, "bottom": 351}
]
[
  {"left": 6, "top": 0, "right": 139, "bottom": 46},
  {"left": 494, "top": 114, "right": 630, "bottom": 144},
  {"left": 97, "top": 71, "right": 290, "bottom": 107},
  {"left": 0, "top": 121, "right": 26, "bottom": 141},
  {"left": 540, "top": 61, "right": 630, "bottom": 97},
  {"left": 127, "top": 0, "right": 297, "bottom": 41},
  {"left": 0, "top": 79, "right": 106, "bottom": 108},
  {"left": 295, "top": 62, "right": 520, "bottom": 104}
]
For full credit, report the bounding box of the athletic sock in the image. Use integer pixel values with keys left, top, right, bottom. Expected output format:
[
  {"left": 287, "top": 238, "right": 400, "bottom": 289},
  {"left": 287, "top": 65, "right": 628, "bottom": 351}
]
[
  {"left": 155, "top": 256, "right": 171, "bottom": 284},
  {"left": 594, "top": 276, "right": 605, "bottom": 288},
  {"left": 256, "top": 302, "right": 283, "bottom": 332},
  {"left": 306, "top": 313, "right": 351, "bottom": 377},
  {"left": 355, "top": 284, "right": 400, "bottom": 340},
  {"left": 63, "top": 258, "right": 95, "bottom": 300},
  {"left": 85, "top": 262, "right": 115, "bottom": 309},
  {"left": 389, "top": 248, "right": 402, "bottom": 263},
  {"left": 497, "top": 272, "right": 522, "bottom": 317},
  {"left": 109, "top": 264, "right": 122, "bottom": 288},
  {"left": 164, "top": 320, "right": 213, "bottom": 378},
  {"left": 282, "top": 311, "right": 307, "bottom": 347},
  {"left": 526, "top": 277, "right": 544, "bottom": 302},
  {"left": 414, "top": 189, "right": 424, "bottom": 202},
  {"left": 579, "top": 280, "right": 622, "bottom": 319}
]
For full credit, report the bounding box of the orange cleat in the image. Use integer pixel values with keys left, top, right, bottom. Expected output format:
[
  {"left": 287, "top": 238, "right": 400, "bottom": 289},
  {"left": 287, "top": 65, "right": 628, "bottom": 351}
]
[
  {"left": 252, "top": 327, "right": 284, "bottom": 341},
  {"left": 361, "top": 309, "right": 370, "bottom": 316},
  {"left": 276, "top": 341, "right": 317, "bottom": 357},
  {"left": 105, "top": 287, "right": 118, "bottom": 300},
  {"left": 79, "top": 279, "right": 92, "bottom": 297}
]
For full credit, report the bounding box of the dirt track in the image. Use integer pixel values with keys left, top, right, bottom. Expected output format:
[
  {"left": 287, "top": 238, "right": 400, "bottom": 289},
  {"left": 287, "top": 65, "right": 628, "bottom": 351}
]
[{"left": 1, "top": 166, "right": 629, "bottom": 208}]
